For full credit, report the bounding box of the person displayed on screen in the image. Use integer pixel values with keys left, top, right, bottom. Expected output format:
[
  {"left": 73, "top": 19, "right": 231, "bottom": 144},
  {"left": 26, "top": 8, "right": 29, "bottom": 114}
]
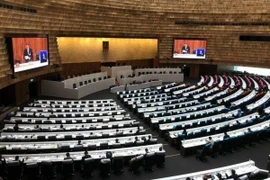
[
  {"left": 181, "top": 43, "right": 190, "bottom": 54},
  {"left": 23, "top": 44, "right": 33, "bottom": 62}
]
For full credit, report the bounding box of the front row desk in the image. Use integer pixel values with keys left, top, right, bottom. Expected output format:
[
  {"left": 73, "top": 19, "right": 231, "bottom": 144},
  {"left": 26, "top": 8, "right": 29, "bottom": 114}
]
[
  {"left": 2, "top": 144, "right": 163, "bottom": 164},
  {"left": 41, "top": 77, "right": 115, "bottom": 99},
  {"left": 153, "top": 160, "right": 268, "bottom": 180},
  {"left": 110, "top": 80, "right": 163, "bottom": 93}
]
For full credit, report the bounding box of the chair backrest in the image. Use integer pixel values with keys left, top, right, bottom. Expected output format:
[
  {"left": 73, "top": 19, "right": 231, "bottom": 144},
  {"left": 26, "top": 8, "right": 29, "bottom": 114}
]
[
  {"left": 7, "top": 161, "right": 20, "bottom": 167},
  {"left": 100, "top": 158, "right": 111, "bottom": 165}
]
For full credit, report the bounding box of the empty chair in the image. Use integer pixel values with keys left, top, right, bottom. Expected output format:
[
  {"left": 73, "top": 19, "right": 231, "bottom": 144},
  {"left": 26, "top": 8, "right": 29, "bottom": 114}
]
[
  {"left": 48, "top": 135, "right": 57, "bottom": 141},
  {"left": 112, "top": 156, "right": 124, "bottom": 174},
  {"left": 59, "top": 145, "right": 71, "bottom": 152},
  {"left": 0, "top": 161, "right": 5, "bottom": 178},
  {"left": 65, "top": 135, "right": 73, "bottom": 140},
  {"left": 41, "top": 161, "right": 56, "bottom": 180},
  {"left": 73, "top": 144, "right": 84, "bottom": 151},
  {"left": 37, "top": 135, "right": 46, "bottom": 141},
  {"left": 87, "top": 144, "right": 97, "bottom": 150},
  {"left": 100, "top": 142, "right": 109, "bottom": 149},
  {"left": 62, "top": 159, "right": 74, "bottom": 179},
  {"left": 0, "top": 147, "right": 6, "bottom": 154},
  {"left": 6, "top": 161, "right": 22, "bottom": 180},
  {"left": 129, "top": 155, "right": 144, "bottom": 174},
  {"left": 73, "top": 83, "right": 77, "bottom": 89},
  {"left": 196, "top": 144, "right": 210, "bottom": 162},
  {"left": 155, "top": 151, "right": 166, "bottom": 167},
  {"left": 11, "top": 147, "right": 24, "bottom": 154},
  {"left": 81, "top": 157, "right": 95, "bottom": 178},
  {"left": 25, "top": 163, "right": 40, "bottom": 180},
  {"left": 99, "top": 158, "right": 111, "bottom": 176},
  {"left": 144, "top": 152, "right": 155, "bottom": 172}
]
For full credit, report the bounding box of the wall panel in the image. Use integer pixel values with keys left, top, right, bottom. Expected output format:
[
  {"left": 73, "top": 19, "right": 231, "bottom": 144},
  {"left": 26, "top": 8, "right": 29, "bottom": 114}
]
[{"left": 57, "top": 38, "right": 158, "bottom": 63}]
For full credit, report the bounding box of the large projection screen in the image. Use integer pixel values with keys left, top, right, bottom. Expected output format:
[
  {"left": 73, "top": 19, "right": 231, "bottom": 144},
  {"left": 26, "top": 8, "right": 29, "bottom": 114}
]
[
  {"left": 173, "top": 39, "right": 207, "bottom": 59},
  {"left": 11, "top": 37, "right": 49, "bottom": 73}
]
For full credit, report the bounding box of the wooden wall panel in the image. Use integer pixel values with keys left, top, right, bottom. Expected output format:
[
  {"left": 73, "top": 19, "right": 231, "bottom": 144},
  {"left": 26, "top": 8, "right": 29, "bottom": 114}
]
[{"left": 0, "top": 0, "right": 269, "bottom": 89}]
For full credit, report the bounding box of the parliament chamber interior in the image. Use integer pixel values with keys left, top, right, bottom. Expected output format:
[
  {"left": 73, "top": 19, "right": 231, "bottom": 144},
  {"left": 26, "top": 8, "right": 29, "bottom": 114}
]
[{"left": 0, "top": 0, "right": 270, "bottom": 180}]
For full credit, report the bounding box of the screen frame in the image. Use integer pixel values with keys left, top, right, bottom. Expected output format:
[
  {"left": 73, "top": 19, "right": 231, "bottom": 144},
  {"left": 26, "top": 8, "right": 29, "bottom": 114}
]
[
  {"left": 172, "top": 38, "right": 207, "bottom": 59},
  {"left": 5, "top": 34, "right": 50, "bottom": 74}
]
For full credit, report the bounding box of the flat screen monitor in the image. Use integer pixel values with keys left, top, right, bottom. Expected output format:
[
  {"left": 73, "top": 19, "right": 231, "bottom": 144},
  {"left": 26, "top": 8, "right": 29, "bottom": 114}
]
[
  {"left": 7, "top": 37, "right": 49, "bottom": 73},
  {"left": 173, "top": 39, "right": 207, "bottom": 59}
]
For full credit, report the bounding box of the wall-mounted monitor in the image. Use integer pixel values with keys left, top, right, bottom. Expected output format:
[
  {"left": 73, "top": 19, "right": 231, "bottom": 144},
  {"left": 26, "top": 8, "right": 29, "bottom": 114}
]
[
  {"left": 173, "top": 39, "right": 207, "bottom": 59},
  {"left": 6, "top": 36, "right": 49, "bottom": 73}
]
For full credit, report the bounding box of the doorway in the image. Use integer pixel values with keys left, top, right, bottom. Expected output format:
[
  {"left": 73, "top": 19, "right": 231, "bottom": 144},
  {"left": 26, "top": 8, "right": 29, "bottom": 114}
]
[{"left": 29, "top": 81, "right": 38, "bottom": 99}]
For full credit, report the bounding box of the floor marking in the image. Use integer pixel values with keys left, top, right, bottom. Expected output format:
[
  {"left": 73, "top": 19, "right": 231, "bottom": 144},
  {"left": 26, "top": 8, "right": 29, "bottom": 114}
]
[{"left": 165, "top": 154, "right": 181, "bottom": 158}]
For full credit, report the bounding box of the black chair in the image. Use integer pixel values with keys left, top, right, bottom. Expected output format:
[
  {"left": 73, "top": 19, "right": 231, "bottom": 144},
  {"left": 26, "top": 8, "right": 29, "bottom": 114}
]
[
  {"left": 155, "top": 151, "right": 165, "bottom": 167},
  {"left": 81, "top": 157, "right": 95, "bottom": 178},
  {"left": 79, "top": 82, "right": 83, "bottom": 86},
  {"left": 73, "top": 83, "right": 77, "bottom": 89},
  {"left": 144, "top": 152, "right": 155, "bottom": 172},
  {"left": 0, "top": 146, "right": 6, "bottom": 154},
  {"left": 65, "top": 135, "right": 73, "bottom": 140},
  {"left": 0, "top": 161, "right": 5, "bottom": 178},
  {"left": 37, "top": 135, "right": 46, "bottom": 141},
  {"left": 87, "top": 144, "right": 97, "bottom": 150},
  {"left": 129, "top": 155, "right": 144, "bottom": 174},
  {"left": 6, "top": 161, "right": 22, "bottom": 180},
  {"left": 100, "top": 143, "right": 109, "bottom": 150},
  {"left": 48, "top": 135, "right": 57, "bottom": 141},
  {"left": 196, "top": 144, "right": 210, "bottom": 162},
  {"left": 25, "top": 163, "right": 40, "bottom": 180},
  {"left": 59, "top": 145, "right": 71, "bottom": 152},
  {"left": 99, "top": 158, "right": 111, "bottom": 176},
  {"left": 112, "top": 156, "right": 124, "bottom": 174},
  {"left": 62, "top": 159, "right": 74, "bottom": 179},
  {"left": 73, "top": 145, "right": 84, "bottom": 151},
  {"left": 41, "top": 161, "right": 56, "bottom": 180}
]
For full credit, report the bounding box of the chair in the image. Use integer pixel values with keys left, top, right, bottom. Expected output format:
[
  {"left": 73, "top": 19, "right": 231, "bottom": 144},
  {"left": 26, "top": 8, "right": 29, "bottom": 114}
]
[
  {"left": 112, "top": 156, "right": 124, "bottom": 174},
  {"left": 0, "top": 161, "right": 5, "bottom": 178},
  {"left": 81, "top": 157, "right": 95, "bottom": 178},
  {"left": 62, "top": 159, "right": 74, "bottom": 179},
  {"left": 73, "top": 145, "right": 84, "bottom": 151},
  {"left": 48, "top": 135, "right": 57, "bottom": 141},
  {"left": 0, "top": 146, "right": 6, "bottom": 154},
  {"left": 73, "top": 83, "right": 77, "bottom": 89},
  {"left": 41, "top": 161, "right": 56, "bottom": 180},
  {"left": 144, "top": 152, "right": 155, "bottom": 172},
  {"left": 196, "top": 144, "right": 210, "bottom": 162},
  {"left": 99, "top": 158, "right": 111, "bottom": 176},
  {"left": 129, "top": 155, "right": 144, "bottom": 174},
  {"left": 87, "top": 144, "right": 97, "bottom": 150},
  {"left": 59, "top": 145, "right": 71, "bottom": 152},
  {"left": 100, "top": 143, "right": 109, "bottom": 150},
  {"left": 64, "top": 135, "right": 73, "bottom": 140},
  {"left": 25, "top": 163, "right": 40, "bottom": 180},
  {"left": 155, "top": 151, "right": 165, "bottom": 167},
  {"left": 6, "top": 161, "right": 22, "bottom": 180},
  {"left": 37, "top": 135, "right": 46, "bottom": 141}
]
